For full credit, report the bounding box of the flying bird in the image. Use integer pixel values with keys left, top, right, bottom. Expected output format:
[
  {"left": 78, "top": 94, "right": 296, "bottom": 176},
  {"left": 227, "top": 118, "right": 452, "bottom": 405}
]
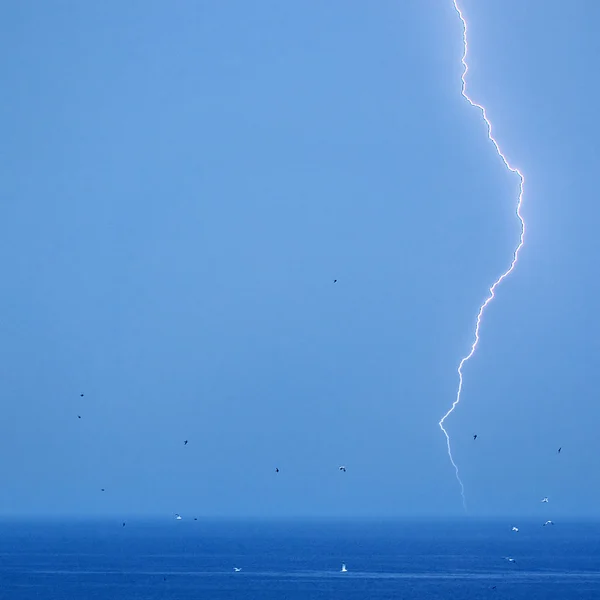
[
  {"left": 122, "top": 522, "right": 126, "bottom": 527},
  {"left": 333, "top": 279, "right": 337, "bottom": 283},
  {"left": 339, "top": 466, "right": 346, "bottom": 472},
  {"left": 473, "top": 434, "right": 477, "bottom": 440},
  {"left": 512, "top": 526, "right": 519, "bottom": 532},
  {"left": 233, "top": 567, "right": 242, "bottom": 572},
  {"left": 184, "top": 440, "right": 188, "bottom": 446},
  {"left": 77, "top": 415, "right": 81, "bottom": 419},
  {"left": 543, "top": 520, "right": 554, "bottom": 526},
  {"left": 101, "top": 488, "right": 105, "bottom": 492},
  {"left": 80, "top": 394, "right": 84, "bottom": 397},
  {"left": 541, "top": 497, "right": 549, "bottom": 503},
  {"left": 275, "top": 468, "right": 279, "bottom": 473},
  {"left": 503, "top": 557, "right": 516, "bottom": 563},
  {"left": 175, "top": 514, "right": 182, "bottom": 520},
  {"left": 558, "top": 447, "right": 562, "bottom": 454}
]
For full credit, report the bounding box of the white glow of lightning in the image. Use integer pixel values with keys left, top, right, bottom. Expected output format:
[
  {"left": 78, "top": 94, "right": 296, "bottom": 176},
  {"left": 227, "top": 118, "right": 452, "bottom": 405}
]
[{"left": 438, "top": 0, "right": 526, "bottom": 511}]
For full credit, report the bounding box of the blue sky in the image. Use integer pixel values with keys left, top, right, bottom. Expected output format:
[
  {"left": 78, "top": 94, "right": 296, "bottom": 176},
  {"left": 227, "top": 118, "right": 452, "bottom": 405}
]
[{"left": 0, "top": 0, "right": 597, "bottom": 519}]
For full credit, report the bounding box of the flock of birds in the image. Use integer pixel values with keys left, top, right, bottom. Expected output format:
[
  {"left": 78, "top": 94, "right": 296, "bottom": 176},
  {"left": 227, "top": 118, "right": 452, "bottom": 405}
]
[
  {"left": 75, "top": 341, "right": 561, "bottom": 580},
  {"left": 75, "top": 385, "right": 563, "bottom": 578}
]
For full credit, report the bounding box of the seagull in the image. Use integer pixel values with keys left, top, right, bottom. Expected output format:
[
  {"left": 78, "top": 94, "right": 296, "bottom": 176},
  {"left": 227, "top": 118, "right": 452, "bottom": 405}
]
[
  {"left": 341, "top": 563, "right": 347, "bottom": 572},
  {"left": 543, "top": 520, "right": 554, "bottom": 526},
  {"left": 541, "top": 497, "right": 549, "bottom": 503},
  {"left": 512, "top": 526, "right": 519, "bottom": 532},
  {"left": 175, "top": 514, "right": 182, "bottom": 520},
  {"left": 77, "top": 415, "right": 81, "bottom": 419},
  {"left": 339, "top": 466, "right": 346, "bottom": 472},
  {"left": 473, "top": 434, "right": 477, "bottom": 440},
  {"left": 275, "top": 468, "right": 279, "bottom": 473},
  {"left": 503, "top": 557, "right": 516, "bottom": 563},
  {"left": 558, "top": 447, "right": 562, "bottom": 454},
  {"left": 233, "top": 567, "right": 242, "bottom": 572},
  {"left": 184, "top": 440, "right": 188, "bottom": 446},
  {"left": 333, "top": 279, "right": 337, "bottom": 283}
]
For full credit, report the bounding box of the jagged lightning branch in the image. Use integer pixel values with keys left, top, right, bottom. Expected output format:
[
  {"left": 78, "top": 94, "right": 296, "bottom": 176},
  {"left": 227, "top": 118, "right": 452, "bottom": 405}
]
[{"left": 439, "top": 0, "right": 526, "bottom": 511}]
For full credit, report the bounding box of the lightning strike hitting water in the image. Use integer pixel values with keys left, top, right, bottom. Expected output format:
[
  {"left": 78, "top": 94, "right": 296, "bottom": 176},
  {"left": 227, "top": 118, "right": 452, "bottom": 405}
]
[{"left": 439, "top": 1, "right": 526, "bottom": 510}]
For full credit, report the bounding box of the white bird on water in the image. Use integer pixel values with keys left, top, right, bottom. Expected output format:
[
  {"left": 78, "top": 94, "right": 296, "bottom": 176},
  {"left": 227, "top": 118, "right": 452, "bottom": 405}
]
[
  {"left": 341, "top": 563, "right": 347, "bottom": 573},
  {"left": 541, "top": 497, "right": 549, "bottom": 503},
  {"left": 175, "top": 514, "right": 182, "bottom": 520},
  {"left": 543, "top": 520, "right": 554, "bottom": 526},
  {"left": 512, "top": 526, "right": 519, "bottom": 532},
  {"left": 504, "top": 557, "right": 517, "bottom": 563},
  {"left": 233, "top": 567, "right": 242, "bottom": 572}
]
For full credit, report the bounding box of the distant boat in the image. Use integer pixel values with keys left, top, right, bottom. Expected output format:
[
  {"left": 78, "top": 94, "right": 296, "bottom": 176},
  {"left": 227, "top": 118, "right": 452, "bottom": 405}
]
[{"left": 340, "top": 563, "right": 347, "bottom": 573}]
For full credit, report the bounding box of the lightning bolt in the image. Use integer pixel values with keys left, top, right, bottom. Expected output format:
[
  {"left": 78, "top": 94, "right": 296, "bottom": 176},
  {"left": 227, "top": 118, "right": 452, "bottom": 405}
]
[{"left": 439, "top": 0, "right": 526, "bottom": 511}]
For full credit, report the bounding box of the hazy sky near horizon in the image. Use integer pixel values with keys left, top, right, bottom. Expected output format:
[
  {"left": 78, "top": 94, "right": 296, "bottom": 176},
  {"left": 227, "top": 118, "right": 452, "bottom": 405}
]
[{"left": 1, "top": 0, "right": 599, "bottom": 519}]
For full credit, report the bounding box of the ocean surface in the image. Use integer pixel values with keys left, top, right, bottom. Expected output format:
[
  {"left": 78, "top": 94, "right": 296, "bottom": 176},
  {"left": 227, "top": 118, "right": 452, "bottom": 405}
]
[{"left": 0, "top": 518, "right": 599, "bottom": 599}]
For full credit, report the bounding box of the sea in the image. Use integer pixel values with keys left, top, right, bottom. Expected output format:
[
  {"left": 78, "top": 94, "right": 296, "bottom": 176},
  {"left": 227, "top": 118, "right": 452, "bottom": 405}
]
[{"left": 0, "top": 518, "right": 599, "bottom": 599}]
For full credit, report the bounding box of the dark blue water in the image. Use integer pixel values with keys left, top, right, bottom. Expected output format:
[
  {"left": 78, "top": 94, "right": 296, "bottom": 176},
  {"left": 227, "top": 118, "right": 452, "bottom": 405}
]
[{"left": 1, "top": 519, "right": 599, "bottom": 599}]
